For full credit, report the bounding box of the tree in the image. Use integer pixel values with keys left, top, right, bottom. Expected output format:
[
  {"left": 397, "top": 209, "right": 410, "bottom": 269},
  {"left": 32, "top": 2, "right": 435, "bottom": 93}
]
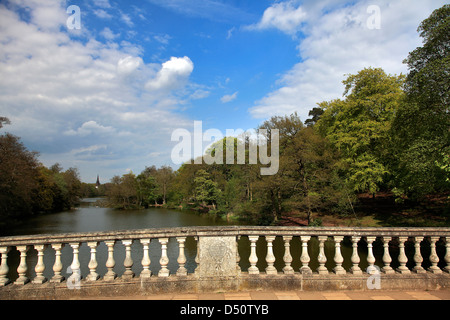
[
  {"left": 0, "top": 133, "right": 40, "bottom": 219},
  {"left": 391, "top": 5, "right": 450, "bottom": 199},
  {"left": 317, "top": 68, "right": 405, "bottom": 195},
  {"left": 194, "top": 169, "right": 221, "bottom": 210},
  {"left": 155, "top": 166, "right": 174, "bottom": 205},
  {"left": 136, "top": 172, "right": 159, "bottom": 207},
  {"left": 305, "top": 107, "right": 324, "bottom": 127}
]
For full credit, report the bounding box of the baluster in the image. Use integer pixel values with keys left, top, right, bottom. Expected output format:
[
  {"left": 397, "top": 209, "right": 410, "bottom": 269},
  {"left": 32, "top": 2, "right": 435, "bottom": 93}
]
[
  {"left": 381, "top": 237, "right": 394, "bottom": 274},
  {"left": 33, "top": 244, "right": 47, "bottom": 284},
  {"left": 104, "top": 240, "right": 117, "bottom": 281},
  {"left": 282, "top": 236, "right": 294, "bottom": 274},
  {"left": 0, "top": 247, "right": 11, "bottom": 286},
  {"left": 122, "top": 240, "right": 134, "bottom": 279},
  {"left": 69, "top": 243, "right": 81, "bottom": 282},
  {"left": 265, "top": 236, "right": 277, "bottom": 275},
  {"left": 412, "top": 237, "right": 425, "bottom": 273},
  {"left": 158, "top": 238, "right": 170, "bottom": 277},
  {"left": 333, "top": 236, "right": 345, "bottom": 274},
  {"left": 87, "top": 242, "right": 99, "bottom": 281},
  {"left": 248, "top": 236, "right": 259, "bottom": 275},
  {"left": 428, "top": 237, "right": 442, "bottom": 274},
  {"left": 300, "top": 236, "right": 311, "bottom": 274},
  {"left": 140, "top": 239, "right": 152, "bottom": 279},
  {"left": 16, "top": 245, "right": 31, "bottom": 285},
  {"left": 445, "top": 237, "right": 450, "bottom": 273},
  {"left": 51, "top": 243, "right": 65, "bottom": 283},
  {"left": 350, "top": 236, "right": 362, "bottom": 274},
  {"left": 176, "top": 237, "right": 187, "bottom": 276},
  {"left": 366, "top": 236, "right": 376, "bottom": 274},
  {"left": 317, "top": 236, "right": 328, "bottom": 275},
  {"left": 396, "top": 237, "right": 410, "bottom": 274}
]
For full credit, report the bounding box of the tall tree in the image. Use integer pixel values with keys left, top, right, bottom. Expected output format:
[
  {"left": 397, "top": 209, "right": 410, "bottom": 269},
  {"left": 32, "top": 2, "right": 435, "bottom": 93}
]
[
  {"left": 391, "top": 4, "right": 450, "bottom": 199},
  {"left": 317, "top": 68, "right": 405, "bottom": 195},
  {"left": 0, "top": 133, "right": 39, "bottom": 219}
]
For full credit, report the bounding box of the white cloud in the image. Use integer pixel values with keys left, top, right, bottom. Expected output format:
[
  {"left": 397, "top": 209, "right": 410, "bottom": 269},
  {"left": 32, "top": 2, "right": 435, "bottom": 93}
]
[
  {"left": 221, "top": 92, "right": 238, "bottom": 103},
  {"left": 100, "top": 27, "right": 120, "bottom": 40},
  {"left": 248, "top": 0, "right": 446, "bottom": 122},
  {"left": 145, "top": 56, "right": 194, "bottom": 92},
  {"left": 93, "top": 0, "right": 112, "bottom": 9},
  {"left": 94, "top": 9, "right": 113, "bottom": 19},
  {"left": 120, "top": 12, "right": 134, "bottom": 27},
  {"left": 65, "top": 121, "right": 116, "bottom": 137},
  {"left": 245, "top": 1, "right": 306, "bottom": 35},
  {"left": 117, "top": 56, "right": 143, "bottom": 75}
]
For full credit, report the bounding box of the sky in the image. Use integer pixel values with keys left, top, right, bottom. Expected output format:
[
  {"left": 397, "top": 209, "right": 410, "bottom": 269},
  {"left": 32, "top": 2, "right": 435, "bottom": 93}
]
[{"left": 0, "top": 0, "right": 446, "bottom": 183}]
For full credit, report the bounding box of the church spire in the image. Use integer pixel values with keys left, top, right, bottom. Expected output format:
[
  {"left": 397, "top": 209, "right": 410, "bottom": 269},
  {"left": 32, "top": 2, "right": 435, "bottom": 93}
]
[{"left": 96, "top": 175, "right": 100, "bottom": 189}]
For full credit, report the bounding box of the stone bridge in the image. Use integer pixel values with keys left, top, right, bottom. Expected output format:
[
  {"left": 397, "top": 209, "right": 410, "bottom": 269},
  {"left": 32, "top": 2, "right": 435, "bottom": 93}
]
[{"left": 0, "top": 226, "right": 449, "bottom": 299}]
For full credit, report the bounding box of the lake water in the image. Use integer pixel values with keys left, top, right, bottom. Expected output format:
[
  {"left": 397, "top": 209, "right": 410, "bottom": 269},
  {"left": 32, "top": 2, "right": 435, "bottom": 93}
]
[{"left": 3, "top": 198, "right": 442, "bottom": 282}]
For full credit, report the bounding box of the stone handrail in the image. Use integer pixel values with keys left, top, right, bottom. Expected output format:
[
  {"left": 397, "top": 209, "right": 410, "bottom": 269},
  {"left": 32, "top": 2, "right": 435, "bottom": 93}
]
[{"left": 0, "top": 226, "right": 449, "bottom": 292}]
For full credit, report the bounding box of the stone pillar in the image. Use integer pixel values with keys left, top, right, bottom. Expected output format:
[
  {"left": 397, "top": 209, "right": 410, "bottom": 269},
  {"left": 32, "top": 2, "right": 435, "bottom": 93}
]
[
  {"left": 265, "top": 236, "right": 277, "bottom": 275},
  {"left": 158, "top": 238, "right": 170, "bottom": 277},
  {"left": 0, "top": 247, "right": 10, "bottom": 286},
  {"left": 33, "top": 244, "right": 47, "bottom": 284},
  {"left": 412, "top": 237, "right": 425, "bottom": 273},
  {"left": 69, "top": 243, "right": 82, "bottom": 282},
  {"left": 428, "top": 237, "right": 442, "bottom": 274},
  {"left": 282, "top": 236, "right": 294, "bottom": 274},
  {"left": 176, "top": 237, "right": 187, "bottom": 276},
  {"left": 16, "top": 245, "right": 31, "bottom": 285},
  {"left": 104, "top": 240, "right": 117, "bottom": 281},
  {"left": 122, "top": 240, "right": 134, "bottom": 279},
  {"left": 317, "top": 236, "right": 328, "bottom": 275},
  {"left": 381, "top": 237, "right": 394, "bottom": 274},
  {"left": 300, "top": 236, "right": 312, "bottom": 274},
  {"left": 51, "top": 243, "right": 65, "bottom": 283},
  {"left": 248, "top": 236, "right": 259, "bottom": 275},
  {"left": 366, "top": 236, "right": 377, "bottom": 274},
  {"left": 350, "top": 236, "right": 362, "bottom": 274},
  {"left": 333, "top": 236, "right": 345, "bottom": 275},
  {"left": 140, "top": 239, "right": 152, "bottom": 279},
  {"left": 397, "top": 237, "right": 410, "bottom": 274},
  {"left": 87, "top": 242, "right": 99, "bottom": 281}
]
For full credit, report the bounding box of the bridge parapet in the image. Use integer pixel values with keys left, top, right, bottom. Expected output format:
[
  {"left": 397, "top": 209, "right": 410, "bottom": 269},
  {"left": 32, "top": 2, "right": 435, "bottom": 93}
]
[{"left": 0, "top": 226, "right": 449, "bottom": 298}]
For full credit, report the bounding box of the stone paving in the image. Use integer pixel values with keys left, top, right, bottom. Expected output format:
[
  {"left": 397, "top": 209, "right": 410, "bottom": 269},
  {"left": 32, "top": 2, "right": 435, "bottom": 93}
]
[{"left": 80, "top": 289, "right": 450, "bottom": 300}]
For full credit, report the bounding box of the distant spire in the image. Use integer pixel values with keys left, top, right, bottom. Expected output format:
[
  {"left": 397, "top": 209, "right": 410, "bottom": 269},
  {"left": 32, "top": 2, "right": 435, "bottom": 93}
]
[{"left": 96, "top": 175, "right": 100, "bottom": 189}]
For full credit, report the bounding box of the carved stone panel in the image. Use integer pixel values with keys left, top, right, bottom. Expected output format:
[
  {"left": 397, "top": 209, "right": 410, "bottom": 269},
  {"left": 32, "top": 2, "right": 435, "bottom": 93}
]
[{"left": 197, "top": 236, "right": 237, "bottom": 278}]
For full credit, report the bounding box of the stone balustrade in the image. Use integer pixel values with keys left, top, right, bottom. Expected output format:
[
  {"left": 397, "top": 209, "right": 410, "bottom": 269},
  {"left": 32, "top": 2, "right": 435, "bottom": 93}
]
[{"left": 0, "top": 226, "right": 449, "bottom": 298}]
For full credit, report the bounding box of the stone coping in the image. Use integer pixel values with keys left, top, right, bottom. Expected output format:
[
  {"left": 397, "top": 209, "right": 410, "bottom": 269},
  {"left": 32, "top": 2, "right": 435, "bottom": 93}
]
[{"left": 1, "top": 226, "right": 449, "bottom": 246}]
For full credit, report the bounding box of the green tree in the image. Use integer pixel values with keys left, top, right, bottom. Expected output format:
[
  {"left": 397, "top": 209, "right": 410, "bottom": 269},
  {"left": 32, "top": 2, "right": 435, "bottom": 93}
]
[
  {"left": 391, "top": 5, "right": 450, "bottom": 199},
  {"left": 194, "top": 169, "right": 221, "bottom": 210},
  {"left": 0, "top": 133, "right": 39, "bottom": 219},
  {"left": 317, "top": 68, "right": 405, "bottom": 195}
]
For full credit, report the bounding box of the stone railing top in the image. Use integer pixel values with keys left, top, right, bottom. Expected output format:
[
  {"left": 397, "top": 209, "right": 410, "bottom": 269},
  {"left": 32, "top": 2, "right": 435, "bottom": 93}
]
[{"left": 0, "top": 226, "right": 449, "bottom": 246}]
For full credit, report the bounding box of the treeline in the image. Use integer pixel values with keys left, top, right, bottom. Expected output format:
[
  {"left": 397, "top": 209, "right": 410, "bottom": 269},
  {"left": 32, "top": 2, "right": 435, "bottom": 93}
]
[
  {"left": 0, "top": 125, "right": 83, "bottom": 228},
  {"left": 104, "top": 6, "right": 449, "bottom": 224}
]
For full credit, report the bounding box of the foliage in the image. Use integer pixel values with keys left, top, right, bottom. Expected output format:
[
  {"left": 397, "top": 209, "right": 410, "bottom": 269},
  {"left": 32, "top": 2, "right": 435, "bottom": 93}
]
[
  {"left": 316, "top": 68, "right": 405, "bottom": 195},
  {"left": 390, "top": 4, "right": 450, "bottom": 200},
  {"left": 0, "top": 120, "right": 82, "bottom": 228}
]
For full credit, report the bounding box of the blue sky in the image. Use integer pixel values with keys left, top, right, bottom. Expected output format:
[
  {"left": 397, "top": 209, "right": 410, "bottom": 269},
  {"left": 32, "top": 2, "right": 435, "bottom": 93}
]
[{"left": 0, "top": 0, "right": 446, "bottom": 182}]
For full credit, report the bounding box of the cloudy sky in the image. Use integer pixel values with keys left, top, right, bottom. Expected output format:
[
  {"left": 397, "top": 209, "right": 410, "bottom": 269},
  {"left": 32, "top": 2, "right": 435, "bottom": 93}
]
[{"left": 0, "top": 0, "right": 445, "bottom": 182}]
